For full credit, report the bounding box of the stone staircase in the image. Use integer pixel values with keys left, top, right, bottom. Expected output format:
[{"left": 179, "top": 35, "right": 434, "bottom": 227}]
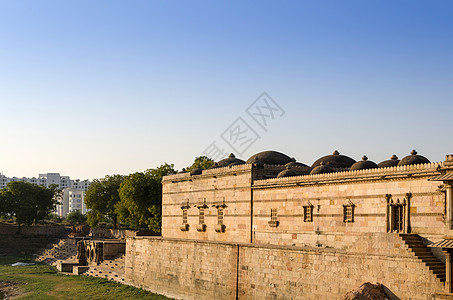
[
  {"left": 35, "top": 238, "right": 78, "bottom": 266},
  {"left": 400, "top": 234, "right": 446, "bottom": 283},
  {"left": 83, "top": 255, "right": 126, "bottom": 283}
]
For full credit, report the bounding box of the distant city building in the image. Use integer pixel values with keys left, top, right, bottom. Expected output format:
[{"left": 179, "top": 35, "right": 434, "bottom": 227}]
[{"left": 0, "top": 172, "right": 90, "bottom": 217}]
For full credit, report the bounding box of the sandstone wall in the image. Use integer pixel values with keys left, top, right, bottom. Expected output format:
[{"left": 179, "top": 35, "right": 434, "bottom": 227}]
[
  {"left": 162, "top": 162, "right": 446, "bottom": 247},
  {"left": 125, "top": 237, "right": 238, "bottom": 300},
  {"left": 0, "top": 223, "right": 68, "bottom": 236},
  {"left": 162, "top": 164, "right": 253, "bottom": 243},
  {"left": 125, "top": 234, "right": 445, "bottom": 300},
  {"left": 252, "top": 175, "right": 444, "bottom": 248}
]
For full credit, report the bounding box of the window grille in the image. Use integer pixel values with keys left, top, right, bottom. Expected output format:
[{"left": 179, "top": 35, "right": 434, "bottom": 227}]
[
  {"left": 268, "top": 208, "right": 279, "bottom": 227},
  {"left": 199, "top": 208, "right": 205, "bottom": 224},
  {"left": 217, "top": 208, "right": 224, "bottom": 225},
  {"left": 343, "top": 200, "right": 355, "bottom": 223},
  {"left": 182, "top": 209, "right": 188, "bottom": 224},
  {"left": 303, "top": 205, "right": 313, "bottom": 222}
]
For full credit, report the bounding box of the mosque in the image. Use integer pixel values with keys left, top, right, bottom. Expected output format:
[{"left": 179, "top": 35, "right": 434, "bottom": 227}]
[{"left": 153, "top": 149, "right": 453, "bottom": 298}]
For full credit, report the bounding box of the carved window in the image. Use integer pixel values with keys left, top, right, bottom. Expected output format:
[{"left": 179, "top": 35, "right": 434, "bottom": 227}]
[
  {"left": 217, "top": 208, "right": 224, "bottom": 225},
  {"left": 199, "top": 208, "right": 205, "bottom": 224},
  {"left": 196, "top": 199, "right": 208, "bottom": 232},
  {"left": 182, "top": 209, "right": 188, "bottom": 224},
  {"left": 213, "top": 199, "right": 227, "bottom": 233},
  {"left": 303, "top": 204, "right": 313, "bottom": 222},
  {"left": 180, "top": 200, "right": 190, "bottom": 231},
  {"left": 268, "top": 208, "right": 279, "bottom": 227},
  {"left": 271, "top": 208, "right": 277, "bottom": 222},
  {"left": 343, "top": 200, "right": 355, "bottom": 223},
  {"left": 386, "top": 194, "right": 411, "bottom": 233}
]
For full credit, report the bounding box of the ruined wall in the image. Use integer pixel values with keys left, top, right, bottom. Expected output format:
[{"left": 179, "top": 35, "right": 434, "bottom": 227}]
[
  {"left": 125, "top": 234, "right": 445, "bottom": 300},
  {"left": 0, "top": 223, "right": 68, "bottom": 236},
  {"left": 162, "top": 164, "right": 253, "bottom": 243}
]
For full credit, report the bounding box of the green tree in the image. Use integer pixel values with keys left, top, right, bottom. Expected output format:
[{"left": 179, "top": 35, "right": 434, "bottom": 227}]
[
  {"left": 116, "top": 163, "right": 176, "bottom": 232},
  {"left": 65, "top": 210, "right": 86, "bottom": 226},
  {"left": 0, "top": 191, "right": 5, "bottom": 217},
  {"left": 1, "top": 182, "right": 57, "bottom": 233},
  {"left": 185, "top": 156, "right": 214, "bottom": 172},
  {"left": 34, "top": 184, "right": 59, "bottom": 224},
  {"left": 84, "top": 175, "right": 124, "bottom": 229},
  {"left": 148, "top": 163, "right": 177, "bottom": 181}
]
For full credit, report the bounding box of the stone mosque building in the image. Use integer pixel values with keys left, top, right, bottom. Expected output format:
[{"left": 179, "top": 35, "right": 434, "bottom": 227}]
[{"left": 113, "top": 149, "right": 453, "bottom": 299}]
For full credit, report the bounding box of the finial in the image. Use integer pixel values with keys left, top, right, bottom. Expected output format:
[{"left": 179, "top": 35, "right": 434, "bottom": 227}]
[
  {"left": 182, "top": 168, "right": 186, "bottom": 171},
  {"left": 229, "top": 153, "right": 235, "bottom": 158},
  {"left": 333, "top": 150, "right": 339, "bottom": 155},
  {"left": 291, "top": 157, "right": 296, "bottom": 162},
  {"left": 391, "top": 155, "right": 398, "bottom": 160},
  {"left": 362, "top": 155, "right": 368, "bottom": 161},
  {"left": 411, "top": 150, "right": 417, "bottom": 155}
]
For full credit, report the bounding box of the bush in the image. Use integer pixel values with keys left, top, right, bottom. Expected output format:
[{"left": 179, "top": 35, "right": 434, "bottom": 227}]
[{"left": 64, "top": 211, "right": 86, "bottom": 226}]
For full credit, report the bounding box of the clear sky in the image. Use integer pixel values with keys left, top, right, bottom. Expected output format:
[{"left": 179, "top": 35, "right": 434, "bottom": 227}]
[{"left": 0, "top": 1, "right": 452, "bottom": 180}]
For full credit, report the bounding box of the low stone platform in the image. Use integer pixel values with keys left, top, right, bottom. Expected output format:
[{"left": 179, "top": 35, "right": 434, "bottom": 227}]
[
  {"left": 56, "top": 261, "right": 79, "bottom": 273},
  {"left": 73, "top": 266, "right": 90, "bottom": 275}
]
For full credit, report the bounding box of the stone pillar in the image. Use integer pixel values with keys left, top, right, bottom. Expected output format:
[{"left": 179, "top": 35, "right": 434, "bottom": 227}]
[
  {"left": 444, "top": 250, "right": 453, "bottom": 293},
  {"left": 445, "top": 183, "right": 453, "bottom": 230},
  {"left": 405, "top": 194, "right": 411, "bottom": 233}
]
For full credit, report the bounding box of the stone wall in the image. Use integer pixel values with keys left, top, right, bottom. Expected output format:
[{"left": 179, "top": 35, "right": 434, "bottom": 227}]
[
  {"left": 125, "top": 237, "right": 238, "bottom": 300},
  {"left": 162, "top": 164, "right": 253, "bottom": 243},
  {"left": 162, "top": 162, "right": 446, "bottom": 248},
  {"left": 252, "top": 174, "right": 444, "bottom": 248},
  {"left": 125, "top": 234, "right": 445, "bottom": 300},
  {"left": 89, "top": 228, "right": 158, "bottom": 239},
  {"left": 0, "top": 223, "right": 68, "bottom": 236},
  {"left": 0, "top": 223, "right": 69, "bottom": 255}
]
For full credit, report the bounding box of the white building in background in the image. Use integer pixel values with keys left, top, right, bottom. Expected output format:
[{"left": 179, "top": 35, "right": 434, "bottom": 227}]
[{"left": 0, "top": 172, "right": 90, "bottom": 217}]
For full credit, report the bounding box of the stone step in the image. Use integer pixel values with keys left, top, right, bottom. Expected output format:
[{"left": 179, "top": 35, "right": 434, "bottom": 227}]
[{"left": 400, "top": 234, "right": 446, "bottom": 283}]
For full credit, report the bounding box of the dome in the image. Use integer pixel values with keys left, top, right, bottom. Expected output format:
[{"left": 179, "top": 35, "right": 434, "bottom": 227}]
[
  {"left": 398, "top": 150, "right": 430, "bottom": 166},
  {"left": 189, "top": 167, "right": 202, "bottom": 176},
  {"left": 309, "top": 162, "right": 335, "bottom": 175},
  {"left": 215, "top": 153, "right": 245, "bottom": 168},
  {"left": 285, "top": 157, "right": 309, "bottom": 168},
  {"left": 350, "top": 156, "right": 379, "bottom": 171},
  {"left": 208, "top": 162, "right": 221, "bottom": 169},
  {"left": 378, "top": 155, "right": 400, "bottom": 168},
  {"left": 277, "top": 167, "right": 298, "bottom": 178},
  {"left": 292, "top": 166, "right": 312, "bottom": 176},
  {"left": 246, "top": 150, "right": 293, "bottom": 165},
  {"left": 311, "top": 150, "right": 356, "bottom": 168}
]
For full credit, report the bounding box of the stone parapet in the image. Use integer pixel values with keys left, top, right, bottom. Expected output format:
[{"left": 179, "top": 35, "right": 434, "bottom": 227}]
[{"left": 253, "top": 161, "right": 443, "bottom": 188}]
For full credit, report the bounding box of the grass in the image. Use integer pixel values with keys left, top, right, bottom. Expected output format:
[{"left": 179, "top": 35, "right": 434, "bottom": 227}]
[{"left": 0, "top": 256, "right": 171, "bottom": 300}]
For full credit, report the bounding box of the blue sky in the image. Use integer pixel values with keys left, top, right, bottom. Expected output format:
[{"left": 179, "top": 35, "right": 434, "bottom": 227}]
[{"left": 0, "top": 1, "right": 452, "bottom": 179}]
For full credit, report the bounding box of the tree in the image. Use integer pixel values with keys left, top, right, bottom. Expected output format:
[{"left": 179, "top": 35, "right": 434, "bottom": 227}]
[
  {"left": 116, "top": 163, "right": 176, "bottom": 232},
  {"left": 65, "top": 210, "right": 86, "bottom": 226},
  {"left": 84, "top": 175, "right": 124, "bottom": 229},
  {"left": 185, "top": 156, "right": 214, "bottom": 172},
  {"left": 148, "top": 163, "right": 177, "bottom": 181},
  {"left": 34, "top": 184, "right": 59, "bottom": 224},
  {"left": 0, "top": 191, "right": 5, "bottom": 217},
  {"left": 1, "top": 182, "right": 57, "bottom": 233}
]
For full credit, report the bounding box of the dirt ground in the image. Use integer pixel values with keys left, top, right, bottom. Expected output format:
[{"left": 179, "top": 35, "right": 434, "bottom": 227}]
[{"left": 0, "top": 281, "right": 28, "bottom": 299}]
